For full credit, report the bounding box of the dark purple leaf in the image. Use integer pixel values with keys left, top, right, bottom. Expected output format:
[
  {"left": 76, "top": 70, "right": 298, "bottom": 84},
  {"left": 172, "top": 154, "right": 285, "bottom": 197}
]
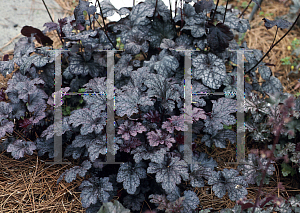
[
  {"left": 195, "top": 0, "right": 214, "bottom": 13},
  {"left": 240, "top": 202, "right": 254, "bottom": 210},
  {"left": 3, "top": 54, "right": 9, "bottom": 61},
  {"left": 43, "top": 22, "right": 58, "bottom": 32},
  {"left": 0, "top": 88, "right": 6, "bottom": 101},
  {"left": 18, "top": 118, "right": 32, "bottom": 129},
  {"left": 146, "top": 129, "right": 176, "bottom": 148},
  {"left": 21, "top": 26, "right": 53, "bottom": 46},
  {"left": 117, "top": 120, "right": 147, "bottom": 140},
  {"left": 206, "top": 22, "right": 234, "bottom": 52},
  {"left": 262, "top": 18, "right": 293, "bottom": 30}
]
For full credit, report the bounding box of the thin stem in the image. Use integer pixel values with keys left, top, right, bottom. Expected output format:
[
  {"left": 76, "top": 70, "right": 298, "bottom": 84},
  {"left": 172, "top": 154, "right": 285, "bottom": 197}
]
[
  {"left": 180, "top": 0, "right": 184, "bottom": 32},
  {"left": 247, "top": 12, "right": 300, "bottom": 74},
  {"left": 251, "top": 123, "right": 283, "bottom": 213},
  {"left": 153, "top": 0, "right": 158, "bottom": 19},
  {"left": 41, "top": 0, "right": 54, "bottom": 22},
  {"left": 251, "top": 99, "right": 293, "bottom": 212},
  {"left": 96, "top": 0, "right": 117, "bottom": 49},
  {"left": 96, "top": 0, "right": 107, "bottom": 32},
  {"left": 175, "top": 0, "right": 178, "bottom": 19},
  {"left": 88, "top": 15, "right": 92, "bottom": 30},
  {"left": 95, "top": 0, "right": 147, "bottom": 60},
  {"left": 211, "top": 0, "right": 220, "bottom": 23},
  {"left": 41, "top": 0, "right": 64, "bottom": 46},
  {"left": 94, "top": 17, "right": 105, "bottom": 31},
  {"left": 270, "top": 27, "right": 278, "bottom": 48},
  {"left": 223, "top": 0, "right": 229, "bottom": 23},
  {"left": 169, "top": 0, "right": 173, "bottom": 21},
  {"left": 141, "top": 50, "right": 148, "bottom": 60},
  {"left": 238, "top": 0, "right": 253, "bottom": 19}
]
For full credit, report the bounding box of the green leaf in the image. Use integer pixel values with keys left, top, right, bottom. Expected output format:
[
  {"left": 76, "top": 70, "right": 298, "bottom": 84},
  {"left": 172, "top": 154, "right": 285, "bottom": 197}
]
[
  {"left": 281, "top": 56, "right": 291, "bottom": 65},
  {"left": 78, "top": 88, "right": 86, "bottom": 93},
  {"left": 223, "top": 124, "right": 233, "bottom": 130},
  {"left": 291, "top": 38, "right": 300, "bottom": 49},
  {"left": 256, "top": 172, "right": 270, "bottom": 185},
  {"left": 238, "top": 32, "right": 246, "bottom": 42},
  {"left": 83, "top": 10, "right": 87, "bottom": 16},
  {"left": 63, "top": 106, "right": 72, "bottom": 116},
  {"left": 281, "top": 162, "right": 296, "bottom": 177},
  {"left": 241, "top": 1, "right": 248, "bottom": 8},
  {"left": 79, "top": 99, "right": 84, "bottom": 104},
  {"left": 116, "top": 37, "right": 125, "bottom": 50}
]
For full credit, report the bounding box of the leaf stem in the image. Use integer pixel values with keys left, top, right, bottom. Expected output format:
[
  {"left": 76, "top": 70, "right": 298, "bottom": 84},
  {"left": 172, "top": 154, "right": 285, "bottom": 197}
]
[
  {"left": 211, "top": 0, "right": 220, "bottom": 23},
  {"left": 270, "top": 27, "right": 278, "bottom": 48},
  {"left": 223, "top": 0, "right": 229, "bottom": 23},
  {"left": 180, "top": 0, "right": 184, "bottom": 33},
  {"left": 251, "top": 123, "right": 282, "bottom": 213},
  {"left": 153, "top": 0, "right": 158, "bottom": 19},
  {"left": 95, "top": 0, "right": 117, "bottom": 50},
  {"left": 169, "top": 0, "right": 173, "bottom": 21},
  {"left": 238, "top": 0, "right": 253, "bottom": 19},
  {"left": 175, "top": 0, "right": 178, "bottom": 20},
  {"left": 41, "top": 0, "right": 64, "bottom": 46}
]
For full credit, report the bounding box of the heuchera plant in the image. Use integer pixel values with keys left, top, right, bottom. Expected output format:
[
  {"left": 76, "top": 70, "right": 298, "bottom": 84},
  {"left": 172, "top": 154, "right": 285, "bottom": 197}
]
[{"left": 0, "top": 0, "right": 300, "bottom": 212}]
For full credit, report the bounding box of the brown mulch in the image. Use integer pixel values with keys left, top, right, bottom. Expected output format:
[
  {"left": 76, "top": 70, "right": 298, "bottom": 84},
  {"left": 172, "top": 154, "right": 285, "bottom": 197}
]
[{"left": 0, "top": 0, "right": 300, "bottom": 212}]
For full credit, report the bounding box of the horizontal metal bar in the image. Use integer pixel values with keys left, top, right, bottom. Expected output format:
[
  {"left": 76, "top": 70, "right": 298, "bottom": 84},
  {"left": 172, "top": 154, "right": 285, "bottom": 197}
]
[
  {"left": 45, "top": 48, "right": 125, "bottom": 52},
  {"left": 192, "top": 92, "right": 237, "bottom": 95},
  {"left": 61, "top": 92, "right": 106, "bottom": 95}
]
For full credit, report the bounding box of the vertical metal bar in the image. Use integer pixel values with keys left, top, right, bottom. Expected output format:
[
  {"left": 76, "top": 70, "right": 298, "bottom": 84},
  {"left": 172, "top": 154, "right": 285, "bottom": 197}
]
[
  {"left": 183, "top": 50, "right": 193, "bottom": 164},
  {"left": 248, "top": 0, "right": 263, "bottom": 21},
  {"left": 236, "top": 50, "right": 246, "bottom": 164},
  {"left": 104, "top": 50, "right": 123, "bottom": 164},
  {"left": 46, "top": 49, "right": 71, "bottom": 165},
  {"left": 226, "top": 49, "right": 253, "bottom": 165}
]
